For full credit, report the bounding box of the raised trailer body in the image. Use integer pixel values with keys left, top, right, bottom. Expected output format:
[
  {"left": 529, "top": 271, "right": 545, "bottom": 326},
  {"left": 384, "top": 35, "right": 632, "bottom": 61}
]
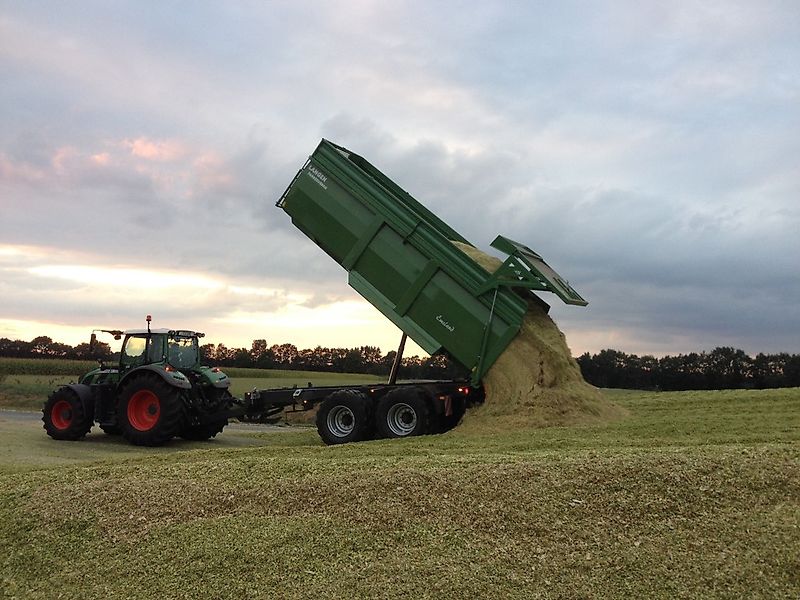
[{"left": 278, "top": 140, "right": 585, "bottom": 386}]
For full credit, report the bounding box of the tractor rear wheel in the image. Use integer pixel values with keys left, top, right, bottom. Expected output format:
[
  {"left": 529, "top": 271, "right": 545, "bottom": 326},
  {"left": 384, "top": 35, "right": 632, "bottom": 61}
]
[
  {"left": 375, "top": 387, "right": 430, "bottom": 439},
  {"left": 316, "top": 390, "right": 372, "bottom": 445},
  {"left": 42, "top": 387, "right": 93, "bottom": 441},
  {"left": 117, "top": 375, "right": 185, "bottom": 446}
]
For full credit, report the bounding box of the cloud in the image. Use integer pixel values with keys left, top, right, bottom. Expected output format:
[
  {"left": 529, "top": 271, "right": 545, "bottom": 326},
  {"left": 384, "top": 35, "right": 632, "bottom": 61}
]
[
  {"left": 0, "top": 1, "right": 798, "bottom": 357},
  {"left": 124, "top": 138, "right": 187, "bottom": 162}
]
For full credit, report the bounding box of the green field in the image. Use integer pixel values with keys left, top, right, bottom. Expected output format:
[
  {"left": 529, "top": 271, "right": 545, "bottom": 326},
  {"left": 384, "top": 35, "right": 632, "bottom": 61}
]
[
  {"left": 0, "top": 357, "right": 384, "bottom": 412},
  {"left": 0, "top": 358, "right": 798, "bottom": 598}
]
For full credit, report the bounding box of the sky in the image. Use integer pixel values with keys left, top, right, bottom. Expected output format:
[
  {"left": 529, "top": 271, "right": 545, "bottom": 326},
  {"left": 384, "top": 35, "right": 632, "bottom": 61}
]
[{"left": 1, "top": 0, "right": 798, "bottom": 358}]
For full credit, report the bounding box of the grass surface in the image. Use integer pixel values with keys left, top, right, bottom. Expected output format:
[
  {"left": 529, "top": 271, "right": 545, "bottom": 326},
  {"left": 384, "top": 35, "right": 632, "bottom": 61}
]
[{"left": 1, "top": 388, "right": 798, "bottom": 599}]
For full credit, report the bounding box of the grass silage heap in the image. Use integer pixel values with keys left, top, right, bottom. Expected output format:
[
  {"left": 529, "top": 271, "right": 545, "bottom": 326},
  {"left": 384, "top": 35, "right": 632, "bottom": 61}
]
[{"left": 453, "top": 242, "right": 625, "bottom": 432}]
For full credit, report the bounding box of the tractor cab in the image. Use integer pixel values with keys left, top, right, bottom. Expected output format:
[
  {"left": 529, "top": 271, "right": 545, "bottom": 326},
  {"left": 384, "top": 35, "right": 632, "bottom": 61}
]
[
  {"left": 79, "top": 316, "right": 228, "bottom": 397},
  {"left": 119, "top": 328, "right": 203, "bottom": 371}
]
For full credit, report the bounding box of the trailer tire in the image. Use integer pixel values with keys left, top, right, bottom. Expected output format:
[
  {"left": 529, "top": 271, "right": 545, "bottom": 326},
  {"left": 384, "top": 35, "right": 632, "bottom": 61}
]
[
  {"left": 42, "top": 386, "right": 93, "bottom": 441},
  {"left": 375, "top": 387, "right": 430, "bottom": 439},
  {"left": 316, "top": 390, "right": 372, "bottom": 445},
  {"left": 117, "top": 375, "right": 185, "bottom": 446}
]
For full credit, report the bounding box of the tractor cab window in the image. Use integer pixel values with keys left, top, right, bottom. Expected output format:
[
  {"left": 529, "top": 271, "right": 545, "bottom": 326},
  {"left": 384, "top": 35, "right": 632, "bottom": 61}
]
[
  {"left": 168, "top": 335, "right": 199, "bottom": 368},
  {"left": 148, "top": 336, "right": 166, "bottom": 362},
  {"left": 121, "top": 335, "right": 147, "bottom": 368}
]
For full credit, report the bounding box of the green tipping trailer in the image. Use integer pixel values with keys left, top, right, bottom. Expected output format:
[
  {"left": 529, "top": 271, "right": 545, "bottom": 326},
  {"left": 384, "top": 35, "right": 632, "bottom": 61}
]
[{"left": 277, "top": 139, "right": 587, "bottom": 387}]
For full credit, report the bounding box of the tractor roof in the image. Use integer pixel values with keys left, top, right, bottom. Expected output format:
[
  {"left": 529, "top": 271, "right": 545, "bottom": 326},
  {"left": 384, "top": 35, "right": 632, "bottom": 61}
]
[
  {"left": 122, "top": 328, "right": 204, "bottom": 337},
  {"left": 123, "top": 328, "right": 171, "bottom": 335}
]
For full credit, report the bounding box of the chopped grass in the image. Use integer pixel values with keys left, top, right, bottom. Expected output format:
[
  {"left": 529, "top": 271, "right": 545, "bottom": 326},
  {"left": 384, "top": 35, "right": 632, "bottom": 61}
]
[{"left": 1, "top": 388, "right": 799, "bottom": 598}]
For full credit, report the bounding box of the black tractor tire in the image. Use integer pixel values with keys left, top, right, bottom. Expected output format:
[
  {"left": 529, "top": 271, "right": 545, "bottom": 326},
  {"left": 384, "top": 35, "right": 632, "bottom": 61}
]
[
  {"left": 375, "top": 387, "right": 430, "bottom": 439},
  {"left": 42, "top": 387, "right": 93, "bottom": 441},
  {"left": 433, "top": 398, "right": 467, "bottom": 434},
  {"left": 99, "top": 423, "right": 123, "bottom": 435},
  {"left": 117, "top": 375, "right": 185, "bottom": 446},
  {"left": 316, "top": 390, "right": 372, "bottom": 445},
  {"left": 179, "top": 419, "right": 227, "bottom": 441},
  {"left": 180, "top": 389, "right": 231, "bottom": 440}
]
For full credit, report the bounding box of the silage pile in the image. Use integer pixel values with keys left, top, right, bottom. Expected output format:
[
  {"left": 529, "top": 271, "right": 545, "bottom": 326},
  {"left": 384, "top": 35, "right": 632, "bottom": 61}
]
[{"left": 453, "top": 242, "right": 625, "bottom": 432}]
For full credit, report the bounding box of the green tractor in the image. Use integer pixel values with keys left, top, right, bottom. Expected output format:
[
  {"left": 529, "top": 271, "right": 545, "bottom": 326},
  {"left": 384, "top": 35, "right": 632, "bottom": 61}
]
[{"left": 42, "top": 317, "right": 235, "bottom": 446}]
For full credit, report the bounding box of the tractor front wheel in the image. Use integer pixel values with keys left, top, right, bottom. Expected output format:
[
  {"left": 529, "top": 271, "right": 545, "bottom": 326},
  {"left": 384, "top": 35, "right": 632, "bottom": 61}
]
[
  {"left": 42, "top": 387, "right": 93, "bottom": 441},
  {"left": 180, "top": 389, "right": 231, "bottom": 441},
  {"left": 179, "top": 419, "right": 227, "bottom": 441},
  {"left": 117, "top": 376, "right": 185, "bottom": 446}
]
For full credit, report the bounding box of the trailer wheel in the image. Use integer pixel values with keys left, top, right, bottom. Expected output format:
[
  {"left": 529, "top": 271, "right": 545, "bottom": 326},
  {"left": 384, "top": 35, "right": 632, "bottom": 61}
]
[
  {"left": 375, "top": 387, "right": 430, "bottom": 439},
  {"left": 117, "top": 375, "right": 185, "bottom": 446},
  {"left": 316, "top": 390, "right": 372, "bottom": 445},
  {"left": 42, "top": 387, "right": 93, "bottom": 441}
]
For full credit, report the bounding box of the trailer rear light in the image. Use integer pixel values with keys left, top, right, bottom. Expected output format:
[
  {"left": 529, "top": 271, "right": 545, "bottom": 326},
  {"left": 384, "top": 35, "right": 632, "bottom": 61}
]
[
  {"left": 457, "top": 387, "right": 469, "bottom": 395},
  {"left": 211, "top": 367, "right": 220, "bottom": 372}
]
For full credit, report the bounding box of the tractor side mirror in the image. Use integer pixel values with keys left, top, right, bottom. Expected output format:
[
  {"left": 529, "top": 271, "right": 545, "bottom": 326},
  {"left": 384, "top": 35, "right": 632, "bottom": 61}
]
[{"left": 90, "top": 333, "right": 97, "bottom": 352}]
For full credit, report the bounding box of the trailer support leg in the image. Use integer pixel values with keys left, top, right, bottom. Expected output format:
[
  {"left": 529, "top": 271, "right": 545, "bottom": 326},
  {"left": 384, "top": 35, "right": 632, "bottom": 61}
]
[{"left": 388, "top": 333, "right": 407, "bottom": 385}]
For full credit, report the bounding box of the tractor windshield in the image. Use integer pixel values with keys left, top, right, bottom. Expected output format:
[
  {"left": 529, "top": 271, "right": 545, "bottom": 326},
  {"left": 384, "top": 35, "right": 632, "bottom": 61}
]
[{"left": 168, "top": 335, "right": 199, "bottom": 368}]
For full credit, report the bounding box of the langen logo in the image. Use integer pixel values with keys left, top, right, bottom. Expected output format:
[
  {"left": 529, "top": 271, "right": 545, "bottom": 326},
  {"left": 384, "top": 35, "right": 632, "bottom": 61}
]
[
  {"left": 436, "top": 314, "right": 455, "bottom": 332},
  {"left": 308, "top": 166, "right": 328, "bottom": 190}
]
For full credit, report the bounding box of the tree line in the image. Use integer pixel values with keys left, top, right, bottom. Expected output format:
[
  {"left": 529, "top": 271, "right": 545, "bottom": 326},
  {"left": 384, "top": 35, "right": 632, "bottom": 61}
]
[
  {"left": 0, "top": 336, "right": 466, "bottom": 380},
  {"left": 2, "top": 336, "right": 799, "bottom": 389},
  {"left": 577, "top": 347, "right": 800, "bottom": 390},
  {"left": 199, "top": 340, "right": 469, "bottom": 379}
]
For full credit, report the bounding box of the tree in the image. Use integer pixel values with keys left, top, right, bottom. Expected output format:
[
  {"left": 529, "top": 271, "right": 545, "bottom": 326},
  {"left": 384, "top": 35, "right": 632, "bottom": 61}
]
[
  {"left": 200, "top": 343, "right": 215, "bottom": 363},
  {"left": 250, "top": 339, "right": 275, "bottom": 369},
  {"left": 73, "top": 341, "right": 112, "bottom": 360},
  {"left": 785, "top": 355, "right": 800, "bottom": 387},
  {"left": 30, "top": 336, "right": 54, "bottom": 356},
  {"left": 270, "top": 343, "right": 298, "bottom": 368},
  {"left": 704, "top": 347, "right": 751, "bottom": 389},
  {"left": 232, "top": 347, "right": 252, "bottom": 368}
]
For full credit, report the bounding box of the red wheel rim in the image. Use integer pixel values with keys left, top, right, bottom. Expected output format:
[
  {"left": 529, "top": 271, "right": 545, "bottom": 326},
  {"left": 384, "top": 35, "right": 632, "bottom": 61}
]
[
  {"left": 51, "top": 399, "right": 73, "bottom": 430},
  {"left": 128, "top": 390, "right": 161, "bottom": 431}
]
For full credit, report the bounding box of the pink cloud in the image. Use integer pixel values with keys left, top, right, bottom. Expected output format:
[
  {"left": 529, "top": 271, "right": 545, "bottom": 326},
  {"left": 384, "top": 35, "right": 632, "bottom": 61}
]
[
  {"left": 123, "top": 137, "right": 187, "bottom": 162},
  {"left": 0, "top": 153, "right": 45, "bottom": 184},
  {"left": 192, "top": 152, "right": 235, "bottom": 192},
  {"left": 91, "top": 152, "right": 111, "bottom": 165}
]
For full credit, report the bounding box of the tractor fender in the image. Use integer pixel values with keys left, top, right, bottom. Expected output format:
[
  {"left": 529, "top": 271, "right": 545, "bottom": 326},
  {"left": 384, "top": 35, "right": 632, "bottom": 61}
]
[
  {"left": 211, "top": 378, "right": 230, "bottom": 389},
  {"left": 119, "top": 365, "right": 192, "bottom": 390},
  {"left": 61, "top": 383, "right": 94, "bottom": 413},
  {"left": 196, "top": 366, "right": 231, "bottom": 389}
]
